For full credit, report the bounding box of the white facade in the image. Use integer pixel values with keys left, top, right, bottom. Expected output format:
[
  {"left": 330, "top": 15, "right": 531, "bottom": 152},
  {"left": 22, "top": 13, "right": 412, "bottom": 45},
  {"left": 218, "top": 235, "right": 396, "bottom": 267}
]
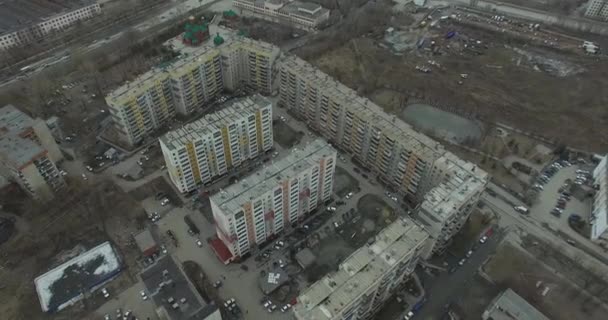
[
  {"left": 210, "top": 139, "right": 336, "bottom": 258},
  {"left": 160, "top": 95, "right": 273, "bottom": 193},
  {"left": 233, "top": 0, "right": 330, "bottom": 30},
  {"left": 416, "top": 153, "right": 488, "bottom": 257},
  {"left": 585, "top": 0, "right": 608, "bottom": 20},
  {"left": 293, "top": 218, "right": 429, "bottom": 320},
  {"left": 591, "top": 154, "right": 608, "bottom": 241},
  {"left": 0, "top": 2, "right": 101, "bottom": 50}
]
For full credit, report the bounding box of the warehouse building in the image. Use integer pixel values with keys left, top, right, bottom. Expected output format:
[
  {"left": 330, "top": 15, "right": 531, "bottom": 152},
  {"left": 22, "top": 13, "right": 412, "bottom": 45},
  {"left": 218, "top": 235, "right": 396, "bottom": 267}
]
[
  {"left": 0, "top": 0, "right": 101, "bottom": 50},
  {"left": 293, "top": 218, "right": 429, "bottom": 320},
  {"left": 160, "top": 95, "right": 273, "bottom": 193},
  {"left": 482, "top": 288, "right": 550, "bottom": 320},
  {"left": 210, "top": 139, "right": 336, "bottom": 261}
]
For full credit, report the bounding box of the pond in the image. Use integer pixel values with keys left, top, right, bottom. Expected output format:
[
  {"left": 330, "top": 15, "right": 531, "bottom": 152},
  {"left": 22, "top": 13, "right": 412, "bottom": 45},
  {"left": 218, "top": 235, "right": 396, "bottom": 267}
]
[{"left": 402, "top": 104, "right": 482, "bottom": 143}]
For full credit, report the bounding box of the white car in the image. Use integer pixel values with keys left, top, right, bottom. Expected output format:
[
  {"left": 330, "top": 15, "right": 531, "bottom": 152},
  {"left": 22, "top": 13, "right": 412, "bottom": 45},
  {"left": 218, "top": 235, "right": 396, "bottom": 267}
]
[
  {"left": 196, "top": 239, "right": 203, "bottom": 247},
  {"left": 140, "top": 290, "right": 148, "bottom": 300},
  {"left": 281, "top": 304, "right": 292, "bottom": 312},
  {"left": 104, "top": 315, "right": 111, "bottom": 320},
  {"left": 101, "top": 288, "right": 109, "bottom": 298},
  {"left": 86, "top": 165, "right": 93, "bottom": 172},
  {"left": 161, "top": 198, "right": 170, "bottom": 206},
  {"left": 479, "top": 236, "right": 488, "bottom": 244},
  {"left": 326, "top": 206, "right": 337, "bottom": 212},
  {"left": 404, "top": 311, "right": 415, "bottom": 320},
  {"left": 81, "top": 173, "right": 88, "bottom": 180},
  {"left": 60, "top": 170, "right": 67, "bottom": 176}
]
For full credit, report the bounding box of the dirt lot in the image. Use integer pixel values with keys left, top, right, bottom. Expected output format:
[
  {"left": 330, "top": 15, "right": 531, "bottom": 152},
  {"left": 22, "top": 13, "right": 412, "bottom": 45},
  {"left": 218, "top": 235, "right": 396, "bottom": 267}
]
[
  {"left": 0, "top": 179, "right": 146, "bottom": 320},
  {"left": 483, "top": 240, "right": 608, "bottom": 320},
  {"left": 305, "top": 15, "right": 608, "bottom": 152}
]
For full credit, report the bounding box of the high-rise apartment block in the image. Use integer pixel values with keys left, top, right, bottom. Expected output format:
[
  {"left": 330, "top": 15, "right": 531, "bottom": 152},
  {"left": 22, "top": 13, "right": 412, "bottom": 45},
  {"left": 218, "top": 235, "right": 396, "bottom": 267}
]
[
  {"left": 591, "top": 154, "right": 607, "bottom": 242},
  {"left": 293, "top": 218, "right": 429, "bottom": 320},
  {"left": 416, "top": 153, "right": 488, "bottom": 257},
  {"left": 160, "top": 95, "right": 273, "bottom": 193},
  {"left": 210, "top": 139, "right": 336, "bottom": 260},
  {"left": 279, "top": 56, "right": 444, "bottom": 201},
  {"left": 585, "top": 0, "right": 608, "bottom": 20},
  {"left": 0, "top": 105, "right": 64, "bottom": 200},
  {"left": 106, "top": 38, "right": 279, "bottom": 146}
]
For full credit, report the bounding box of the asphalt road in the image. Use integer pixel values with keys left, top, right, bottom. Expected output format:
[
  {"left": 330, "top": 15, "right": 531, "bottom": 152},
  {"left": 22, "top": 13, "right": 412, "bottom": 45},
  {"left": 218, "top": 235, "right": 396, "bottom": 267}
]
[{"left": 413, "top": 228, "right": 502, "bottom": 320}]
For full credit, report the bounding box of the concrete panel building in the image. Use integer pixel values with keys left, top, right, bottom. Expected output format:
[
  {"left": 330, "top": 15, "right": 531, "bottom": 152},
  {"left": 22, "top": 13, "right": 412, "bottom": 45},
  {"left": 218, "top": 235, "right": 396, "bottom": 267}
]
[
  {"left": 234, "top": 0, "right": 330, "bottom": 30},
  {"left": 210, "top": 139, "right": 336, "bottom": 260},
  {"left": 106, "top": 70, "right": 176, "bottom": 146},
  {"left": 106, "top": 38, "right": 279, "bottom": 146},
  {"left": 585, "top": 0, "right": 608, "bottom": 20},
  {"left": 160, "top": 95, "right": 273, "bottom": 193},
  {"left": 279, "top": 56, "right": 444, "bottom": 202},
  {"left": 0, "top": 0, "right": 101, "bottom": 50},
  {"left": 591, "top": 154, "right": 608, "bottom": 242},
  {"left": 0, "top": 105, "right": 64, "bottom": 200},
  {"left": 415, "top": 153, "right": 488, "bottom": 257},
  {"left": 293, "top": 218, "right": 429, "bottom": 320}
]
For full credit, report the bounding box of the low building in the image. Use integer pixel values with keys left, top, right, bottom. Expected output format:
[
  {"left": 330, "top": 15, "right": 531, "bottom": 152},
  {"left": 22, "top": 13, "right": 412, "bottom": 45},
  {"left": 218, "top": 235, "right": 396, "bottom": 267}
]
[
  {"left": 258, "top": 267, "right": 289, "bottom": 295},
  {"left": 0, "top": 105, "right": 65, "bottom": 200},
  {"left": 234, "top": 0, "right": 330, "bottom": 30},
  {"left": 482, "top": 288, "right": 550, "bottom": 320},
  {"left": 0, "top": 0, "right": 101, "bottom": 50},
  {"left": 591, "top": 154, "right": 608, "bottom": 242},
  {"left": 141, "top": 255, "right": 222, "bottom": 320},
  {"left": 34, "top": 242, "right": 121, "bottom": 313},
  {"left": 210, "top": 139, "right": 336, "bottom": 262},
  {"left": 295, "top": 248, "right": 316, "bottom": 269},
  {"left": 293, "top": 218, "right": 429, "bottom": 320},
  {"left": 134, "top": 229, "right": 159, "bottom": 257},
  {"left": 160, "top": 95, "right": 273, "bottom": 193},
  {"left": 415, "top": 153, "right": 488, "bottom": 257},
  {"left": 585, "top": 0, "right": 608, "bottom": 21}
]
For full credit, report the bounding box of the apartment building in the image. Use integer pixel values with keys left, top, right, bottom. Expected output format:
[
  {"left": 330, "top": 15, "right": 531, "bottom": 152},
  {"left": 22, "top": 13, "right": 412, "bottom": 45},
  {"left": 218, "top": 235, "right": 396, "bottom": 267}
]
[
  {"left": 279, "top": 56, "right": 444, "bottom": 201},
  {"left": 221, "top": 37, "right": 280, "bottom": 94},
  {"left": 293, "top": 218, "right": 429, "bottom": 320},
  {"left": 0, "top": 105, "right": 64, "bottom": 200},
  {"left": 170, "top": 48, "right": 223, "bottom": 115},
  {"left": 585, "top": 0, "right": 608, "bottom": 20},
  {"left": 106, "top": 69, "right": 176, "bottom": 146},
  {"left": 106, "top": 37, "right": 279, "bottom": 146},
  {"left": 591, "top": 154, "right": 608, "bottom": 242},
  {"left": 210, "top": 139, "right": 336, "bottom": 260},
  {"left": 415, "top": 153, "right": 488, "bottom": 257},
  {"left": 234, "top": 0, "right": 330, "bottom": 30},
  {"left": 0, "top": 0, "right": 101, "bottom": 50},
  {"left": 160, "top": 95, "right": 273, "bottom": 193}
]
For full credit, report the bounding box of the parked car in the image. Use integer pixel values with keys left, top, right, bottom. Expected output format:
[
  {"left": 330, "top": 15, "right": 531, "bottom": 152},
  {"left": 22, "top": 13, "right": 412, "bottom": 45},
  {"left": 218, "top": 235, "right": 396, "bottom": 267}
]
[
  {"left": 281, "top": 304, "right": 292, "bottom": 312},
  {"left": 196, "top": 239, "right": 203, "bottom": 247},
  {"left": 140, "top": 290, "right": 148, "bottom": 300},
  {"left": 101, "top": 288, "right": 110, "bottom": 298},
  {"left": 513, "top": 206, "right": 529, "bottom": 214},
  {"left": 458, "top": 258, "right": 466, "bottom": 266},
  {"left": 479, "top": 236, "right": 488, "bottom": 244}
]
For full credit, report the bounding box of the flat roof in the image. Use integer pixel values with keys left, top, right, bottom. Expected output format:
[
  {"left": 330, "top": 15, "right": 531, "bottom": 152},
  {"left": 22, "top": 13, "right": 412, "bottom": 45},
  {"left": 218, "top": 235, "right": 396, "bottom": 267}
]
[
  {"left": 211, "top": 139, "right": 336, "bottom": 216},
  {"left": 0, "top": 134, "right": 45, "bottom": 168},
  {"left": 484, "top": 289, "right": 550, "bottom": 320},
  {"left": 591, "top": 154, "right": 608, "bottom": 239},
  {"left": 280, "top": 56, "right": 443, "bottom": 162},
  {"left": 293, "top": 218, "right": 429, "bottom": 320},
  {"left": 34, "top": 241, "right": 121, "bottom": 312},
  {"left": 258, "top": 267, "right": 289, "bottom": 294},
  {"left": 141, "top": 255, "right": 218, "bottom": 320},
  {"left": 282, "top": 1, "right": 328, "bottom": 18},
  {"left": 160, "top": 94, "right": 271, "bottom": 151},
  {"left": 0, "top": 104, "right": 35, "bottom": 133},
  {"left": 421, "top": 154, "right": 488, "bottom": 221},
  {"left": 134, "top": 229, "right": 158, "bottom": 253},
  {"left": 0, "top": 0, "right": 98, "bottom": 35}
]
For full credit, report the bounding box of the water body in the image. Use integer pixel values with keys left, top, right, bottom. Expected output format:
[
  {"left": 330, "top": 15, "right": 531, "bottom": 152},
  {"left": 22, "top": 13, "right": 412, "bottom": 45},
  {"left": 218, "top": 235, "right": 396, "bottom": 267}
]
[{"left": 402, "top": 104, "right": 482, "bottom": 143}]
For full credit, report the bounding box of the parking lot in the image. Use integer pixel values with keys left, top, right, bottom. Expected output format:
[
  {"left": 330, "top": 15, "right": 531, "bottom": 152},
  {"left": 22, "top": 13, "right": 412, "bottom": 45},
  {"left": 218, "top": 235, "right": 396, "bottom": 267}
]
[{"left": 529, "top": 161, "right": 593, "bottom": 237}]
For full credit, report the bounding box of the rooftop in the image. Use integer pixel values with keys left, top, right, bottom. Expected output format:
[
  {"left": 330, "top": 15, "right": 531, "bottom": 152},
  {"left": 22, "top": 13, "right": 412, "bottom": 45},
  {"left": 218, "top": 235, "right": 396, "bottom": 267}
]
[
  {"left": 141, "top": 255, "right": 219, "bottom": 320},
  {"left": 483, "top": 289, "right": 550, "bottom": 320},
  {"left": 34, "top": 242, "right": 121, "bottom": 313},
  {"left": 293, "top": 218, "right": 429, "bottom": 320},
  {"left": 160, "top": 94, "right": 272, "bottom": 151},
  {"left": 211, "top": 139, "right": 336, "bottom": 215},
  {"left": 0, "top": 134, "right": 45, "bottom": 168},
  {"left": 258, "top": 267, "right": 289, "bottom": 295},
  {"left": 134, "top": 229, "right": 158, "bottom": 254},
  {"left": 0, "top": 0, "right": 98, "bottom": 35},
  {"left": 421, "top": 156, "right": 488, "bottom": 221},
  {"left": 0, "top": 104, "right": 35, "bottom": 133},
  {"left": 281, "top": 1, "right": 328, "bottom": 18},
  {"left": 280, "top": 56, "right": 443, "bottom": 162}
]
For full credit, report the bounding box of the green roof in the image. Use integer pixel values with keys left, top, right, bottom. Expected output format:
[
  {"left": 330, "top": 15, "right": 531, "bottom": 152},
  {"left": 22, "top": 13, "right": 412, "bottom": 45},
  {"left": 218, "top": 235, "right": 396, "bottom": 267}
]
[
  {"left": 213, "top": 33, "right": 225, "bottom": 46},
  {"left": 223, "top": 10, "right": 237, "bottom": 17}
]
